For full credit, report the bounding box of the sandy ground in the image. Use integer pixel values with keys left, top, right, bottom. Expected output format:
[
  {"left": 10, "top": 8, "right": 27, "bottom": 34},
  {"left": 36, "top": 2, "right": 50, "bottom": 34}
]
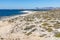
[{"left": 0, "top": 11, "right": 60, "bottom": 40}]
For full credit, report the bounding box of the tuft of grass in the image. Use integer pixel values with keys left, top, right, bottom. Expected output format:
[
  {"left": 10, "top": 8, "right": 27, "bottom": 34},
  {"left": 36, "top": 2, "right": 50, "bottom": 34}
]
[
  {"left": 8, "top": 19, "right": 14, "bottom": 23},
  {"left": 53, "top": 23, "right": 60, "bottom": 29},
  {"left": 42, "top": 22, "right": 49, "bottom": 26},
  {"left": 48, "top": 25, "right": 53, "bottom": 27},
  {"left": 47, "top": 28, "right": 53, "bottom": 32},
  {"left": 44, "top": 16, "right": 52, "bottom": 20},
  {"left": 39, "top": 34, "right": 46, "bottom": 37},
  {"left": 24, "top": 25, "right": 35, "bottom": 30},
  {"left": 54, "top": 33, "right": 60, "bottom": 37}
]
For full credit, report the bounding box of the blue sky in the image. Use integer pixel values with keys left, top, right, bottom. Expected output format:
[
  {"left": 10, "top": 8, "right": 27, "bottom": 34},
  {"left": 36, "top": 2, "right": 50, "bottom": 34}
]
[{"left": 0, "top": 0, "right": 60, "bottom": 9}]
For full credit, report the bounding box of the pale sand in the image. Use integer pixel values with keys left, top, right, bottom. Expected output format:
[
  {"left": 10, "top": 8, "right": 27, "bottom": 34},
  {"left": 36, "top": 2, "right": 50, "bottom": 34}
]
[{"left": 0, "top": 11, "right": 60, "bottom": 40}]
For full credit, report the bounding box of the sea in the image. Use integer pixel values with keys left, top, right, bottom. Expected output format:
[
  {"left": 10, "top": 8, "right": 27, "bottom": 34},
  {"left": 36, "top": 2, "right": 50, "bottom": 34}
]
[
  {"left": 0, "top": 9, "right": 25, "bottom": 16},
  {"left": 0, "top": 9, "right": 50, "bottom": 17}
]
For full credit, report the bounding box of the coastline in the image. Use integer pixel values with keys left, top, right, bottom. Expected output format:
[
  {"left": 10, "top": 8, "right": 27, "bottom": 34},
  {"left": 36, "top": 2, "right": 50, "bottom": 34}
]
[{"left": 0, "top": 10, "right": 60, "bottom": 40}]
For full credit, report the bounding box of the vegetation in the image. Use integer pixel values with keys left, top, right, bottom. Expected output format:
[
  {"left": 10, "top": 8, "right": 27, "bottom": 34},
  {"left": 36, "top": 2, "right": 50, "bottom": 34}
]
[
  {"left": 47, "top": 28, "right": 53, "bottom": 32},
  {"left": 48, "top": 25, "right": 53, "bottom": 27},
  {"left": 8, "top": 19, "right": 14, "bottom": 23},
  {"left": 24, "top": 25, "right": 35, "bottom": 30},
  {"left": 42, "top": 22, "right": 49, "bottom": 26},
  {"left": 24, "top": 17, "right": 34, "bottom": 22},
  {"left": 53, "top": 22, "right": 60, "bottom": 29},
  {"left": 54, "top": 32, "right": 60, "bottom": 37},
  {"left": 43, "top": 16, "right": 52, "bottom": 20},
  {"left": 39, "top": 34, "right": 46, "bottom": 37}
]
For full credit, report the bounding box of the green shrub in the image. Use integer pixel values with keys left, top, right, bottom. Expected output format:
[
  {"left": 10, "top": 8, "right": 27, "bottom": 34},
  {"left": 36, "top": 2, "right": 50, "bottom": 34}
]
[
  {"left": 47, "top": 28, "right": 53, "bottom": 32},
  {"left": 42, "top": 22, "right": 49, "bottom": 26},
  {"left": 54, "top": 33, "right": 60, "bottom": 37}
]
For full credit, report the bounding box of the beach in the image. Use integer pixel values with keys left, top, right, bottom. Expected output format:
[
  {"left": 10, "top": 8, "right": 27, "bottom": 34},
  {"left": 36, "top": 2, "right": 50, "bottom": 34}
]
[{"left": 0, "top": 10, "right": 60, "bottom": 40}]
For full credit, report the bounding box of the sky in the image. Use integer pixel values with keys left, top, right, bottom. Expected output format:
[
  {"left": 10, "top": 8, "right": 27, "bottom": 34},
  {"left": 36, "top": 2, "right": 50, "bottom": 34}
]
[{"left": 0, "top": 0, "right": 60, "bottom": 9}]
